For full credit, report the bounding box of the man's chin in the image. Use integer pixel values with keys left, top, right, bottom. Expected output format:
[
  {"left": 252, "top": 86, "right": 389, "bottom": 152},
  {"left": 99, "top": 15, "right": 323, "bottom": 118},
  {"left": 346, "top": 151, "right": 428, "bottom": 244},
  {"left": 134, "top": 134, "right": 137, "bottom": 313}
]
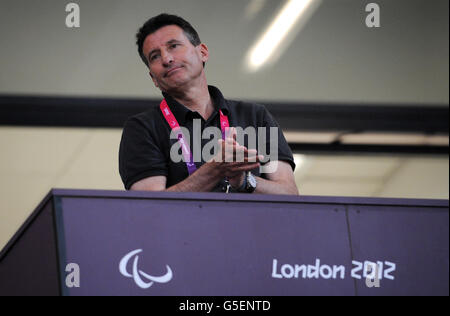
[{"left": 160, "top": 80, "right": 189, "bottom": 94}]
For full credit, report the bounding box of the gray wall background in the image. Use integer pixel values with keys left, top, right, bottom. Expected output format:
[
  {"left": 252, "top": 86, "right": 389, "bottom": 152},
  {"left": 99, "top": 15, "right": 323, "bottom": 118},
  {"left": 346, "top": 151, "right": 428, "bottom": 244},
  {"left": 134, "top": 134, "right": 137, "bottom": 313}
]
[{"left": 0, "top": 0, "right": 448, "bottom": 104}]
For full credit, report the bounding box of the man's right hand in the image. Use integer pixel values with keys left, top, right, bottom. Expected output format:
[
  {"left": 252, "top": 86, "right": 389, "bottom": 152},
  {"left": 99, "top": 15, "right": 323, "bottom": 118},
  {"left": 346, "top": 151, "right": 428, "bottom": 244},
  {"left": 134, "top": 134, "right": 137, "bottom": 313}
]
[{"left": 208, "top": 128, "right": 263, "bottom": 184}]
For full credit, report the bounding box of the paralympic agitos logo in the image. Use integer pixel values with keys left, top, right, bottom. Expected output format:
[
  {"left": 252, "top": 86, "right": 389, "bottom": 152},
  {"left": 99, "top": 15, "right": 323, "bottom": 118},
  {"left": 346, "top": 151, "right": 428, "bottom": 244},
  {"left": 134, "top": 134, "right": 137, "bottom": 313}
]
[{"left": 119, "top": 249, "right": 173, "bottom": 289}]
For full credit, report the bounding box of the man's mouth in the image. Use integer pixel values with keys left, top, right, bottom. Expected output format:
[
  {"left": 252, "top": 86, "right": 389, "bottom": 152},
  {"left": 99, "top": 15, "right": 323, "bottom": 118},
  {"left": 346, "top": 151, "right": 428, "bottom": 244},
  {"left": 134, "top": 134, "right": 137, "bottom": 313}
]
[{"left": 165, "top": 66, "right": 183, "bottom": 77}]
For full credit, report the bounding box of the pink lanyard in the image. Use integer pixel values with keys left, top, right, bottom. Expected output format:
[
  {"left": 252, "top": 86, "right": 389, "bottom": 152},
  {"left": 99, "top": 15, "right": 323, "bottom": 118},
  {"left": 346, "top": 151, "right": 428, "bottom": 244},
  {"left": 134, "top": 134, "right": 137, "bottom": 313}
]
[{"left": 160, "top": 99, "right": 229, "bottom": 175}]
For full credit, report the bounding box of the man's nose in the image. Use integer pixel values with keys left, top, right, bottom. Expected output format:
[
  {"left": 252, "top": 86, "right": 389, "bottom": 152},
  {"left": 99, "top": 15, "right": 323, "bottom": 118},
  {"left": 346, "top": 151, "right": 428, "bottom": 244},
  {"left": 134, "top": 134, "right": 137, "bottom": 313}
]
[{"left": 161, "top": 51, "right": 173, "bottom": 66}]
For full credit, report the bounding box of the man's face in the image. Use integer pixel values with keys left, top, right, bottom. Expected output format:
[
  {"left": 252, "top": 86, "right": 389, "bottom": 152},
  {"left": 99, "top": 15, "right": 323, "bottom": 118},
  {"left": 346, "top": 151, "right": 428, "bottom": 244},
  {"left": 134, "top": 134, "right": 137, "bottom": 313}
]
[{"left": 142, "top": 25, "right": 208, "bottom": 93}]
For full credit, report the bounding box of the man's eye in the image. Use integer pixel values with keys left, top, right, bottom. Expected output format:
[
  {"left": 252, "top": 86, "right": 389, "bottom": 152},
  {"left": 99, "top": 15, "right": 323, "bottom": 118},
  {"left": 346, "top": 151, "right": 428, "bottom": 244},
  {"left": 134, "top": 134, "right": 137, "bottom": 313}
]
[
  {"left": 150, "top": 54, "right": 159, "bottom": 61},
  {"left": 170, "top": 44, "right": 179, "bottom": 49}
]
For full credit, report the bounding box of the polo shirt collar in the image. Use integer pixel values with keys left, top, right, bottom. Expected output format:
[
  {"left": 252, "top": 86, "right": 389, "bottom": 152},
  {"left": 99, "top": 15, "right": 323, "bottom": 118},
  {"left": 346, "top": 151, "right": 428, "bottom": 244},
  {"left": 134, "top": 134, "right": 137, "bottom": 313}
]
[{"left": 162, "top": 85, "right": 230, "bottom": 125}]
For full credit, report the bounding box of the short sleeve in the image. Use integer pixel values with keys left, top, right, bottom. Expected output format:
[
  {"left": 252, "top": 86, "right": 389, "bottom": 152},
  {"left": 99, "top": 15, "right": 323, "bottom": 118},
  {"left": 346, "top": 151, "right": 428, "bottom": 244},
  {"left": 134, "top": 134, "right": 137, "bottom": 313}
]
[
  {"left": 261, "top": 106, "right": 296, "bottom": 172},
  {"left": 119, "top": 117, "right": 168, "bottom": 190}
]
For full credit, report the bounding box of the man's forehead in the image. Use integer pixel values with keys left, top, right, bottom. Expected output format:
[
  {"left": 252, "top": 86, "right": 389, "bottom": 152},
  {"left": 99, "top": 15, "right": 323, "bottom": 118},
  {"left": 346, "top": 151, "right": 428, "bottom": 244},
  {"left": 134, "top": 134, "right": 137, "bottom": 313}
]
[{"left": 143, "top": 25, "right": 188, "bottom": 50}]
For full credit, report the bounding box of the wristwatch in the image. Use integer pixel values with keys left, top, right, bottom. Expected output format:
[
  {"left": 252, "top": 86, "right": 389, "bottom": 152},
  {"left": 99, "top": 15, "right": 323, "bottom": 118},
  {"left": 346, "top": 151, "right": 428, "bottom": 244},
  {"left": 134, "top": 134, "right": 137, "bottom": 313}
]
[{"left": 237, "top": 171, "right": 257, "bottom": 193}]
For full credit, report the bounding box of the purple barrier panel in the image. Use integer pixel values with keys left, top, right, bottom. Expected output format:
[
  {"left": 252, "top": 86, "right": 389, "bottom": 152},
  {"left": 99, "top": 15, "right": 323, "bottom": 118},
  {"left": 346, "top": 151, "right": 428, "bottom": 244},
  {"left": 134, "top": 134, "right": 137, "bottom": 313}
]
[
  {"left": 57, "top": 196, "right": 354, "bottom": 296},
  {"left": 347, "top": 204, "right": 449, "bottom": 296},
  {"left": 0, "top": 196, "right": 60, "bottom": 296}
]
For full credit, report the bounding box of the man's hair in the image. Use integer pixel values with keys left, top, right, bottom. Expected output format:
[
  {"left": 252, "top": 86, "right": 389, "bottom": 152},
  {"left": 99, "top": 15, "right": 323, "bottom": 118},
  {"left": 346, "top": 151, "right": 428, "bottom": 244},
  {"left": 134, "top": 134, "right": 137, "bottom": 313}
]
[{"left": 136, "top": 13, "right": 202, "bottom": 67}]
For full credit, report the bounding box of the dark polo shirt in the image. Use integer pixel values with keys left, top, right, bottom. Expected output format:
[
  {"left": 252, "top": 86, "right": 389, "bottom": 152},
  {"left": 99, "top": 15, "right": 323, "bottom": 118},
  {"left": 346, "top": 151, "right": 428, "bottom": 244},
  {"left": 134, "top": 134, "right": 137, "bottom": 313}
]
[{"left": 119, "top": 86, "right": 295, "bottom": 191}]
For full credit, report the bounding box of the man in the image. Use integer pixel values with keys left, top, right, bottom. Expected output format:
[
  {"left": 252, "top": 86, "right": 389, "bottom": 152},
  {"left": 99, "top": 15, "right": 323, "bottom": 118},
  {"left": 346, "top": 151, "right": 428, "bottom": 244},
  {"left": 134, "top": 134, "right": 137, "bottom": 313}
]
[{"left": 119, "top": 14, "right": 298, "bottom": 195}]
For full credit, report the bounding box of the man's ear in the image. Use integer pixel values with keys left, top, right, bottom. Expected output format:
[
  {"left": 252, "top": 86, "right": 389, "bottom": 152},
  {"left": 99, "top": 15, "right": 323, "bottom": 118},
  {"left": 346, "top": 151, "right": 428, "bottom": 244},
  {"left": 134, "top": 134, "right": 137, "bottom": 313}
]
[
  {"left": 149, "top": 71, "right": 159, "bottom": 88},
  {"left": 198, "top": 43, "right": 209, "bottom": 64}
]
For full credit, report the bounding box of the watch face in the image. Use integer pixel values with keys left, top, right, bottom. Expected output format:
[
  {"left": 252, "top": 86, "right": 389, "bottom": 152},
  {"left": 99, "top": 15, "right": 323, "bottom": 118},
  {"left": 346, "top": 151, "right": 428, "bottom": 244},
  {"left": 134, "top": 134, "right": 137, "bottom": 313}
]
[{"left": 248, "top": 174, "right": 257, "bottom": 188}]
